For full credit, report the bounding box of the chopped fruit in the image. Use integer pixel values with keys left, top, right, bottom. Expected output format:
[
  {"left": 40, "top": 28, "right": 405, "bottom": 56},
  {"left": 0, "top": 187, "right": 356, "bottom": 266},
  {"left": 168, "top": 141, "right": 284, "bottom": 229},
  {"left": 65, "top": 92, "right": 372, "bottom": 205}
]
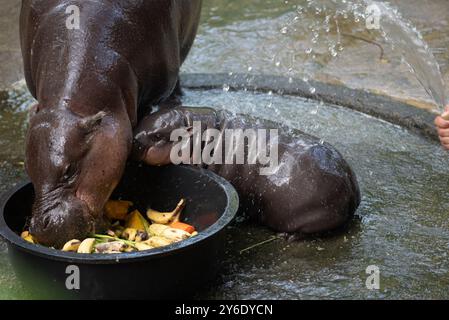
[
  {"left": 105, "top": 200, "right": 133, "bottom": 220},
  {"left": 169, "top": 221, "right": 195, "bottom": 234},
  {"left": 21, "top": 231, "right": 35, "bottom": 244},
  {"left": 125, "top": 210, "right": 150, "bottom": 232},
  {"left": 77, "top": 238, "right": 96, "bottom": 254},
  {"left": 147, "top": 199, "right": 186, "bottom": 224},
  {"left": 62, "top": 239, "right": 81, "bottom": 252},
  {"left": 23, "top": 198, "right": 198, "bottom": 254}
]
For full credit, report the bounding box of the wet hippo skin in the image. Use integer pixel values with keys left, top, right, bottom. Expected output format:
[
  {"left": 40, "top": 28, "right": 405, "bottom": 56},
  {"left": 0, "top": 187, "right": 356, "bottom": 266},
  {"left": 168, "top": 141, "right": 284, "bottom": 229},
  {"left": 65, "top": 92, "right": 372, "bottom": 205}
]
[
  {"left": 133, "top": 107, "right": 361, "bottom": 235},
  {"left": 21, "top": 0, "right": 202, "bottom": 247}
]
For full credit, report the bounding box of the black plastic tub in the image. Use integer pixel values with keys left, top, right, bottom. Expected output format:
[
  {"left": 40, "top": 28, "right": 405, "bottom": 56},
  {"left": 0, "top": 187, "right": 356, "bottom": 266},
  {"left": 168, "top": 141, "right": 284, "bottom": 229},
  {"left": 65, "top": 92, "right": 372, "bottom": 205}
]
[{"left": 0, "top": 163, "right": 239, "bottom": 299}]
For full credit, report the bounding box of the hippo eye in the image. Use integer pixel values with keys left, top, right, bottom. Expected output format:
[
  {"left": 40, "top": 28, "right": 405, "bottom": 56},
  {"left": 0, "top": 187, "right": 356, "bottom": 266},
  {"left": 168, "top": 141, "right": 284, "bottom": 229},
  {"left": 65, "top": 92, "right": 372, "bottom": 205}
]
[
  {"left": 62, "top": 163, "right": 76, "bottom": 181},
  {"left": 153, "top": 133, "right": 164, "bottom": 141}
]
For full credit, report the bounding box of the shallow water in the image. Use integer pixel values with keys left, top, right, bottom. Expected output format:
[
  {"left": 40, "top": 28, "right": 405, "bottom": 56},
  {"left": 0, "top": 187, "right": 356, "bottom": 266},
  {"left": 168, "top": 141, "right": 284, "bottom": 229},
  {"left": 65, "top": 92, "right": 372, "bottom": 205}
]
[
  {"left": 1, "top": 0, "right": 449, "bottom": 299},
  {"left": 0, "top": 88, "right": 33, "bottom": 300},
  {"left": 183, "top": 89, "right": 449, "bottom": 299},
  {"left": 1, "top": 88, "right": 449, "bottom": 299}
]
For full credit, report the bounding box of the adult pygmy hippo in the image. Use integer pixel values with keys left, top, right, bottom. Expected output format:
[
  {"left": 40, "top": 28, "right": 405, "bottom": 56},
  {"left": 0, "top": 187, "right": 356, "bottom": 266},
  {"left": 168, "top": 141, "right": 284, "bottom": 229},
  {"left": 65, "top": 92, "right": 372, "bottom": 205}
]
[
  {"left": 134, "top": 107, "right": 361, "bottom": 235},
  {"left": 21, "top": 0, "right": 202, "bottom": 247}
]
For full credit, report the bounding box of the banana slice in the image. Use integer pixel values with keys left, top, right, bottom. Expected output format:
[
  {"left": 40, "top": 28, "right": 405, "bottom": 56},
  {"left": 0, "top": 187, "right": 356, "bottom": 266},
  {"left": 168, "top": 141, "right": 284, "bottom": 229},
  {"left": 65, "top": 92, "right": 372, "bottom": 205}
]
[
  {"left": 135, "top": 242, "right": 154, "bottom": 251},
  {"left": 148, "top": 224, "right": 170, "bottom": 236},
  {"left": 145, "top": 236, "right": 173, "bottom": 248},
  {"left": 161, "top": 228, "right": 191, "bottom": 242},
  {"left": 62, "top": 239, "right": 82, "bottom": 252},
  {"left": 21, "top": 231, "right": 35, "bottom": 244},
  {"left": 77, "top": 238, "right": 96, "bottom": 254},
  {"left": 147, "top": 199, "right": 186, "bottom": 224},
  {"left": 94, "top": 241, "right": 126, "bottom": 253},
  {"left": 122, "top": 228, "right": 137, "bottom": 241}
]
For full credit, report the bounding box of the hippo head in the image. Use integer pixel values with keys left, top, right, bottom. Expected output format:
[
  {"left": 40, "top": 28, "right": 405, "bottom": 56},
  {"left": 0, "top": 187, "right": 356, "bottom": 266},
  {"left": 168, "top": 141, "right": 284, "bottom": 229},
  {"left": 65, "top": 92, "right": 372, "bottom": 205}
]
[
  {"left": 133, "top": 109, "right": 191, "bottom": 166},
  {"left": 26, "top": 107, "right": 131, "bottom": 248}
]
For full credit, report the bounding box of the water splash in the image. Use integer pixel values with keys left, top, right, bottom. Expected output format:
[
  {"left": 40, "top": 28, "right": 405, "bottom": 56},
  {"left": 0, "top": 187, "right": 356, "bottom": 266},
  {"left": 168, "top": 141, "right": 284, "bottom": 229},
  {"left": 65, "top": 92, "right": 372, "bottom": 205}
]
[
  {"left": 364, "top": 1, "right": 447, "bottom": 111},
  {"left": 289, "top": 0, "right": 447, "bottom": 111}
]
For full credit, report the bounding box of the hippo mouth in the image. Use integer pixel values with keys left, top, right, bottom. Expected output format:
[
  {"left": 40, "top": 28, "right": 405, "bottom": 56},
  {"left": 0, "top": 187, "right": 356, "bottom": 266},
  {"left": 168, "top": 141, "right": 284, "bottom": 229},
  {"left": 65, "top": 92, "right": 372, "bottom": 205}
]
[{"left": 29, "top": 191, "right": 101, "bottom": 248}]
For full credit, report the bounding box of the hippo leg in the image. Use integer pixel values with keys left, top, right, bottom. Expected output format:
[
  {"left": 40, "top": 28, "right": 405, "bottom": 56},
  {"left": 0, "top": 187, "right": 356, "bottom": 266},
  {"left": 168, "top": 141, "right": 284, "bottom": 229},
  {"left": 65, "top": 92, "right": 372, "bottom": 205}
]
[
  {"left": 132, "top": 108, "right": 187, "bottom": 164},
  {"left": 136, "top": 80, "right": 183, "bottom": 120}
]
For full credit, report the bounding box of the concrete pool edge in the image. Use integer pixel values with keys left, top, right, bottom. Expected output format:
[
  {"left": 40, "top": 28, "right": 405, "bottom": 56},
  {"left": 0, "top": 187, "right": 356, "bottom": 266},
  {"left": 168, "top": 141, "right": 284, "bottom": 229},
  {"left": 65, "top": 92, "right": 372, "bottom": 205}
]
[
  {"left": 1, "top": 73, "right": 439, "bottom": 141},
  {"left": 181, "top": 73, "right": 439, "bottom": 141}
]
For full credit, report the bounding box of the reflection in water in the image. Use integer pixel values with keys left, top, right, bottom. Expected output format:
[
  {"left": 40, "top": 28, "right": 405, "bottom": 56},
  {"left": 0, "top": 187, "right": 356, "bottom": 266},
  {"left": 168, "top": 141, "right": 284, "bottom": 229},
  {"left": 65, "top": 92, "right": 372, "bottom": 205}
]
[{"left": 363, "top": 1, "right": 447, "bottom": 110}]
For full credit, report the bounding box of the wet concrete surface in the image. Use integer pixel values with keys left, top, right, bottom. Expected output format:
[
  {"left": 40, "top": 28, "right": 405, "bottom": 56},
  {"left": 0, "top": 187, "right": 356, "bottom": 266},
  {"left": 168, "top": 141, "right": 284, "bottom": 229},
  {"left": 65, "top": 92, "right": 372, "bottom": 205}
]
[
  {"left": 0, "top": 0, "right": 21, "bottom": 89},
  {"left": 183, "top": 0, "right": 449, "bottom": 110},
  {"left": 1, "top": 0, "right": 448, "bottom": 109}
]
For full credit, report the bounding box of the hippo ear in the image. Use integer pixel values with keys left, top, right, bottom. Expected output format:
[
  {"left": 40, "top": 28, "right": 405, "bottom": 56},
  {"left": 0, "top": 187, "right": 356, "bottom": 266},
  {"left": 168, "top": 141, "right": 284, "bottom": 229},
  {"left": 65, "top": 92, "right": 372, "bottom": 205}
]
[
  {"left": 79, "top": 111, "right": 106, "bottom": 133},
  {"left": 30, "top": 104, "right": 40, "bottom": 116}
]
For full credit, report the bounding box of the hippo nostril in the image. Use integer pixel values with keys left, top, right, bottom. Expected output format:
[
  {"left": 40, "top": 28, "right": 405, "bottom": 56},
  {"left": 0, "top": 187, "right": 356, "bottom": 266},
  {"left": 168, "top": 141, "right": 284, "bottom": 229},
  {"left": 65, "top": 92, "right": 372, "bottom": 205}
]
[{"left": 42, "top": 215, "right": 51, "bottom": 230}]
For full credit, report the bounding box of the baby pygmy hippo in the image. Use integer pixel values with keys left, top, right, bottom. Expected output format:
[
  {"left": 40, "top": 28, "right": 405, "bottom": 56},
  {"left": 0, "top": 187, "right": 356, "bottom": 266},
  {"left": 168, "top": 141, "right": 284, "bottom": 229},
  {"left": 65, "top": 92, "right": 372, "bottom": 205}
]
[{"left": 133, "top": 107, "right": 361, "bottom": 236}]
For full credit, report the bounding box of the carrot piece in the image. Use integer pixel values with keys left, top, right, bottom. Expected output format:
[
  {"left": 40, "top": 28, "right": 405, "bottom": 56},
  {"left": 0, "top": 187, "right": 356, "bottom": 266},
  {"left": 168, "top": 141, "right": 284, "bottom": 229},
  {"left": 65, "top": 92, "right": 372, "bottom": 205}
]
[{"left": 169, "top": 221, "right": 195, "bottom": 234}]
